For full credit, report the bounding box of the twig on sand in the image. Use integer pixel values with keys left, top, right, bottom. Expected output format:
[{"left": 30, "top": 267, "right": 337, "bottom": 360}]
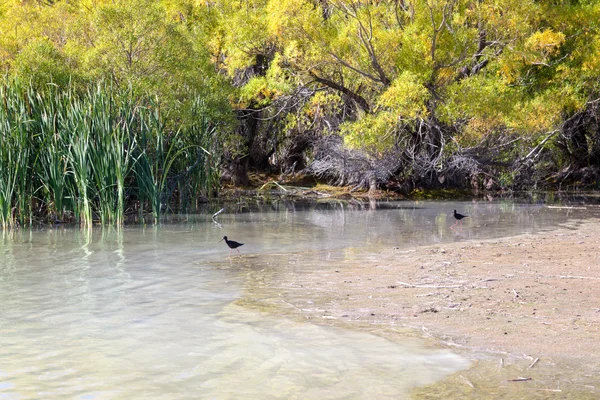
[
  {"left": 396, "top": 281, "right": 463, "bottom": 289},
  {"left": 460, "top": 375, "right": 474, "bottom": 388},
  {"left": 420, "top": 326, "right": 433, "bottom": 338},
  {"left": 528, "top": 358, "right": 540, "bottom": 369},
  {"left": 281, "top": 300, "right": 302, "bottom": 311},
  {"left": 546, "top": 275, "right": 600, "bottom": 280},
  {"left": 508, "top": 377, "right": 532, "bottom": 382}
]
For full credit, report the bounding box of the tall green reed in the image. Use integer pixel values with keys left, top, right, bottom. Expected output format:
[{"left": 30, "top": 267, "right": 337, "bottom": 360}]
[
  {"left": 0, "top": 80, "right": 223, "bottom": 229},
  {"left": 35, "top": 86, "right": 69, "bottom": 222},
  {"left": 133, "top": 102, "right": 189, "bottom": 223},
  {"left": 175, "top": 98, "right": 221, "bottom": 212},
  {"left": 0, "top": 83, "right": 34, "bottom": 229},
  {"left": 86, "top": 87, "right": 135, "bottom": 225}
]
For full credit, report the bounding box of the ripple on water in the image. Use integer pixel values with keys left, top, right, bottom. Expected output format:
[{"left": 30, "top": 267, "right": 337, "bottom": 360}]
[{"left": 4, "top": 201, "right": 589, "bottom": 399}]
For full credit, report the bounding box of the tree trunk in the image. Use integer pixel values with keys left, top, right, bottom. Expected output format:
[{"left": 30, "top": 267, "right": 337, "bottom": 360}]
[
  {"left": 368, "top": 173, "right": 377, "bottom": 195},
  {"left": 229, "top": 158, "right": 249, "bottom": 186}
]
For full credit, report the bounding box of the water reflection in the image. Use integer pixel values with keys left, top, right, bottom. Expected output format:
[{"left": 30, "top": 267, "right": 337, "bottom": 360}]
[{"left": 1, "top": 200, "right": 598, "bottom": 398}]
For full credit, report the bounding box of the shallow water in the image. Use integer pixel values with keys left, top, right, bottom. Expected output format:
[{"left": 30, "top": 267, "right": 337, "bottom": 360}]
[{"left": 1, "top": 200, "right": 598, "bottom": 399}]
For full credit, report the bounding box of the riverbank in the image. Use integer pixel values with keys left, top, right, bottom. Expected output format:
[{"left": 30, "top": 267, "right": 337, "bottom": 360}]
[{"left": 237, "top": 218, "right": 600, "bottom": 398}]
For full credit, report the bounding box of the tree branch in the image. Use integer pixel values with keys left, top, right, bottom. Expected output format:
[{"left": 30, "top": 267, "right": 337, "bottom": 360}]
[{"left": 308, "top": 70, "right": 371, "bottom": 113}]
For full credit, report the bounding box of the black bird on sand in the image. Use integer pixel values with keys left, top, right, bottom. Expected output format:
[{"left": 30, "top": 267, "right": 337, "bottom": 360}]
[
  {"left": 220, "top": 236, "right": 244, "bottom": 256},
  {"left": 452, "top": 210, "right": 469, "bottom": 228}
]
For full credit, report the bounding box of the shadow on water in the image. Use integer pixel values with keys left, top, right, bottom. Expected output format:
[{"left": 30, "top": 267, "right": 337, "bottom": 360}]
[
  {"left": 181, "top": 189, "right": 600, "bottom": 217},
  {"left": 1, "top": 198, "right": 599, "bottom": 398}
]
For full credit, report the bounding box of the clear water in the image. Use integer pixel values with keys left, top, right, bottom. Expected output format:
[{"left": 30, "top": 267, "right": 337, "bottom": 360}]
[{"left": 1, "top": 200, "right": 597, "bottom": 399}]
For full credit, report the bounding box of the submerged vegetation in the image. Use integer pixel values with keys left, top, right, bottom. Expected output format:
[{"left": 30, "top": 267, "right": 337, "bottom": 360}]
[{"left": 0, "top": 0, "right": 600, "bottom": 227}]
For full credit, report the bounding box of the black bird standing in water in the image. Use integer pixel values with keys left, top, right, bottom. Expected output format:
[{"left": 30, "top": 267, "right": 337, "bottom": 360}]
[
  {"left": 451, "top": 210, "right": 469, "bottom": 229},
  {"left": 220, "top": 236, "right": 244, "bottom": 256}
]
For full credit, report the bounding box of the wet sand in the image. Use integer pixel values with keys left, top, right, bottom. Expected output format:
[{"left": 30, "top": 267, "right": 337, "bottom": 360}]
[{"left": 237, "top": 219, "right": 600, "bottom": 398}]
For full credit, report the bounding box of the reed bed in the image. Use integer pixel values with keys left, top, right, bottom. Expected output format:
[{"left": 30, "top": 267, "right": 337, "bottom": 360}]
[{"left": 0, "top": 80, "right": 222, "bottom": 229}]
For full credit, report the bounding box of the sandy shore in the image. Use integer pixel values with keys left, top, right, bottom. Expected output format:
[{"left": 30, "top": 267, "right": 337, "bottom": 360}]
[{"left": 236, "top": 219, "right": 600, "bottom": 398}]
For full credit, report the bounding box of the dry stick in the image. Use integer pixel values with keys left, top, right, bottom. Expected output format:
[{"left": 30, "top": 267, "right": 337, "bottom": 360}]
[
  {"left": 396, "top": 281, "right": 463, "bottom": 289},
  {"left": 258, "top": 180, "right": 287, "bottom": 191},
  {"left": 508, "top": 377, "right": 532, "bottom": 382},
  {"left": 459, "top": 375, "right": 474, "bottom": 388},
  {"left": 212, "top": 208, "right": 224, "bottom": 228},
  {"left": 529, "top": 358, "right": 540, "bottom": 369},
  {"left": 281, "top": 300, "right": 303, "bottom": 312},
  {"left": 546, "top": 275, "right": 600, "bottom": 280}
]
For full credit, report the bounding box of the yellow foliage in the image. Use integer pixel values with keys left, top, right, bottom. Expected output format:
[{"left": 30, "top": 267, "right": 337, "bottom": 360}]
[
  {"left": 342, "top": 111, "right": 398, "bottom": 152},
  {"left": 460, "top": 118, "right": 495, "bottom": 145},
  {"left": 304, "top": 92, "right": 343, "bottom": 118},
  {"left": 581, "top": 34, "right": 600, "bottom": 73},
  {"left": 509, "top": 95, "right": 561, "bottom": 134},
  {"left": 525, "top": 29, "right": 565, "bottom": 57},
  {"left": 377, "top": 71, "right": 428, "bottom": 118}
]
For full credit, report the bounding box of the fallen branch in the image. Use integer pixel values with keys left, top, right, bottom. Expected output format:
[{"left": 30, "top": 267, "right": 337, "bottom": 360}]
[{"left": 518, "top": 129, "right": 559, "bottom": 163}]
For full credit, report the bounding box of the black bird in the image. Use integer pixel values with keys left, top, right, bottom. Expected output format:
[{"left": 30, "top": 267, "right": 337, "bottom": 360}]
[
  {"left": 452, "top": 210, "right": 469, "bottom": 228},
  {"left": 220, "top": 236, "right": 244, "bottom": 256}
]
